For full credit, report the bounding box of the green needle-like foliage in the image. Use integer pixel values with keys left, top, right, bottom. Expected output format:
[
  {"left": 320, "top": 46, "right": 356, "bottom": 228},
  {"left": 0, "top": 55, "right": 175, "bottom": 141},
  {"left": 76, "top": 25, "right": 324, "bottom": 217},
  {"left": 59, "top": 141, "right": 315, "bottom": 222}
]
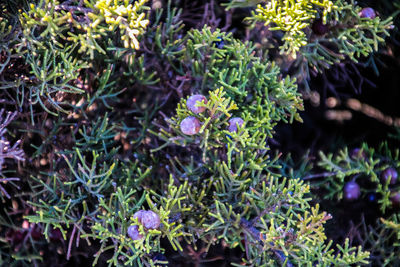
[
  {"left": 150, "top": 86, "right": 369, "bottom": 265},
  {"left": 251, "top": 0, "right": 336, "bottom": 56},
  {"left": 25, "top": 44, "right": 87, "bottom": 116},
  {"left": 314, "top": 142, "right": 400, "bottom": 213},
  {"left": 1, "top": 0, "right": 397, "bottom": 266},
  {"left": 21, "top": 0, "right": 150, "bottom": 57},
  {"left": 225, "top": 0, "right": 394, "bottom": 84},
  {"left": 169, "top": 26, "right": 304, "bottom": 135}
]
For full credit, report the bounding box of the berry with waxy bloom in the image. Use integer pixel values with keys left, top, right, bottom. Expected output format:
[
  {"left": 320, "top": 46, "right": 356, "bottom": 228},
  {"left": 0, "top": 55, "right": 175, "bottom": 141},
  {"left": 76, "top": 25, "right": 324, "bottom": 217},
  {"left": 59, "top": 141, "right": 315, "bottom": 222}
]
[
  {"left": 381, "top": 167, "right": 398, "bottom": 185},
  {"left": 228, "top": 117, "right": 244, "bottom": 133},
  {"left": 180, "top": 116, "right": 201, "bottom": 135},
  {"left": 127, "top": 225, "right": 143, "bottom": 240},
  {"left": 359, "top": 7, "right": 376, "bottom": 19},
  {"left": 312, "top": 19, "right": 329, "bottom": 35},
  {"left": 186, "top": 95, "right": 207, "bottom": 114},
  {"left": 343, "top": 181, "right": 361, "bottom": 201},
  {"left": 133, "top": 210, "right": 161, "bottom": 230}
]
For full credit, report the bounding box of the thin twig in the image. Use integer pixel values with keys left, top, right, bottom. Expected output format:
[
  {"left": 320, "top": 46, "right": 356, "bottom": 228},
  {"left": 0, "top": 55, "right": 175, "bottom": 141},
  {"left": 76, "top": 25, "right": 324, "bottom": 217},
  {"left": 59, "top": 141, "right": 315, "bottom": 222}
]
[
  {"left": 54, "top": 4, "right": 92, "bottom": 13},
  {"left": 67, "top": 224, "right": 77, "bottom": 260},
  {"left": 302, "top": 171, "right": 336, "bottom": 180}
]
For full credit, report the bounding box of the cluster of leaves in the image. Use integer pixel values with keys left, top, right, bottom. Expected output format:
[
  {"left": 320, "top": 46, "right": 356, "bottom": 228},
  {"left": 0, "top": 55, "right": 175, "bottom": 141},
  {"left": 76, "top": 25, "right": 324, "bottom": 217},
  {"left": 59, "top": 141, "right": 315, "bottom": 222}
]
[
  {"left": 251, "top": 0, "right": 336, "bottom": 56},
  {"left": 20, "top": 117, "right": 188, "bottom": 266},
  {"left": 21, "top": 0, "right": 150, "bottom": 57},
  {"left": 313, "top": 142, "right": 399, "bottom": 213},
  {"left": 0, "top": 0, "right": 151, "bottom": 120},
  {"left": 224, "top": 0, "right": 394, "bottom": 90},
  {"left": 0, "top": 0, "right": 398, "bottom": 266},
  {"left": 297, "top": 0, "right": 394, "bottom": 78},
  {"left": 345, "top": 214, "right": 400, "bottom": 266},
  {"left": 172, "top": 26, "right": 304, "bottom": 135},
  {"left": 150, "top": 86, "right": 369, "bottom": 265}
]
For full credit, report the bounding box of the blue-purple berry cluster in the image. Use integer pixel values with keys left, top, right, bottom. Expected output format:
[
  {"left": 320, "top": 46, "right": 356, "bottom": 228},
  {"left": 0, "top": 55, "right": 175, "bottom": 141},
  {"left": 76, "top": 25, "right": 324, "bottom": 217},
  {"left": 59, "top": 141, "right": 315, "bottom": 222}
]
[{"left": 127, "top": 210, "right": 161, "bottom": 241}]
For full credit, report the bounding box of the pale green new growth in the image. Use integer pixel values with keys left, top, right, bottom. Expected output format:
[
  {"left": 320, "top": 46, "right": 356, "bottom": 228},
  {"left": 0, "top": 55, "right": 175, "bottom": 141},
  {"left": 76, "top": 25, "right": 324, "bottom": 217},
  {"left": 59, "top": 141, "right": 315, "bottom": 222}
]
[{"left": 21, "top": 0, "right": 150, "bottom": 57}]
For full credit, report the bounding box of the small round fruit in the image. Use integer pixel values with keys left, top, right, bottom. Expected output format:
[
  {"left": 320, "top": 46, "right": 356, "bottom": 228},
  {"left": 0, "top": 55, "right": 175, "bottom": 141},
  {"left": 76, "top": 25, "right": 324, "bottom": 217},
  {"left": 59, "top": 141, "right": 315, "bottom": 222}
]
[
  {"left": 359, "top": 7, "right": 376, "bottom": 19},
  {"left": 127, "top": 225, "right": 143, "bottom": 240},
  {"left": 133, "top": 210, "right": 146, "bottom": 222},
  {"left": 133, "top": 210, "right": 161, "bottom": 230},
  {"left": 228, "top": 117, "right": 244, "bottom": 133},
  {"left": 381, "top": 167, "right": 398, "bottom": 185},
  {"left": 390, "top": 192, "right": 400, "bottom": 207},
  {"left": 344, "top": 181, "right": 361, "bottom": 201},
  {"left": 142, "top": 211, "right": 161, "bottom": 229},
  {"left": 312, "top": 19, "right": 329, "bottom": 35},
  {"left": 180, "top": 116, "right": 201, "bottom": 135},
  {"left": 186, "top": 95, "right": 207, "bottom": 114}
]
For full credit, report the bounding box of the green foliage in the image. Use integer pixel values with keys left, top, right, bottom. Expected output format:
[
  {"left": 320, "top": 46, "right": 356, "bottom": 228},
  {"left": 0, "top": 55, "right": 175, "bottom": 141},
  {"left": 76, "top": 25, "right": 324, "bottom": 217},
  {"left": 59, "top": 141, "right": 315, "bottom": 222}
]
[
  {"left": 149, "top": 85, "right": 369, "bottom": 265},
  {"left": 25, "top": 44, "right": 87, "bottom": 116},
  {"left": 1, "top": 0, "right": 397, "bottom": 266},
  {"left": 328, "top": 1, "right": 393, "bottom": 60},
  {"left": 354, "top": 215, "right": 400, "bottom": 266},
  {"left": 85, "top": 186, "right": 186, "bottom": 266},
  {"left": 151, "top": 88, "right": 240, "bottom": 154},
  {"left": 171, "top": 26, "right": 303, "bottom": 133},
  {"left": 21, "top": 0, "right": 150, "bottom": 57},
  {"left": 250, "top": 0, "right": 336, "bottom": 56},
  {"left": 381, "top": 214, "right": 400, "bottom": 241},
  {"left": 225, "top": 0, "right": 394, "bottom": 89},
  {"left": 314, "top": 142, "right": 400, "bottom": 212},
  {"left": 299, "top": 0, "right": 394, "bottom": 74},
  {"left": 24, "top": 143, "right": 184, "bottom": 265}
]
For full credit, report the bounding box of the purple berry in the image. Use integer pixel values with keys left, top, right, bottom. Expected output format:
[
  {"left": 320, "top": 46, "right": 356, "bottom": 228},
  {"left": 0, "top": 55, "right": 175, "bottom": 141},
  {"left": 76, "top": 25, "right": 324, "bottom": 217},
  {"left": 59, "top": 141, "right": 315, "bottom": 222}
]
[
  {"left": 344, "top": 181, "right": 361, "bottom": 201},
  {"left": 228, "top": 117, "right": 244, "bottom": 133},
  {"left": 390, "top": 192, "right": 400, "bottom": 207},
  {"left": 133, "top": 210, "right": 161, "bottom": 230},
  {"left": 186, "top": 95, "right": 207, "bottom": 114},
  {"left": 133, "top": 210, "right": 147, "bottom": 222},
  {"left": 381, "top": 167, "right": 398, "bottom": 185},
  {"left": 312, "top": 19, "right": 329, "bottom": 35},
  {"left": 359, "top": 7, "right": 376, "bottom": 19},
  {"left": 180, "top": 116, "right": 201, "bottom": 135},
  {"left": 127, "top": 225, "right": 143, "bottom": 240}
]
